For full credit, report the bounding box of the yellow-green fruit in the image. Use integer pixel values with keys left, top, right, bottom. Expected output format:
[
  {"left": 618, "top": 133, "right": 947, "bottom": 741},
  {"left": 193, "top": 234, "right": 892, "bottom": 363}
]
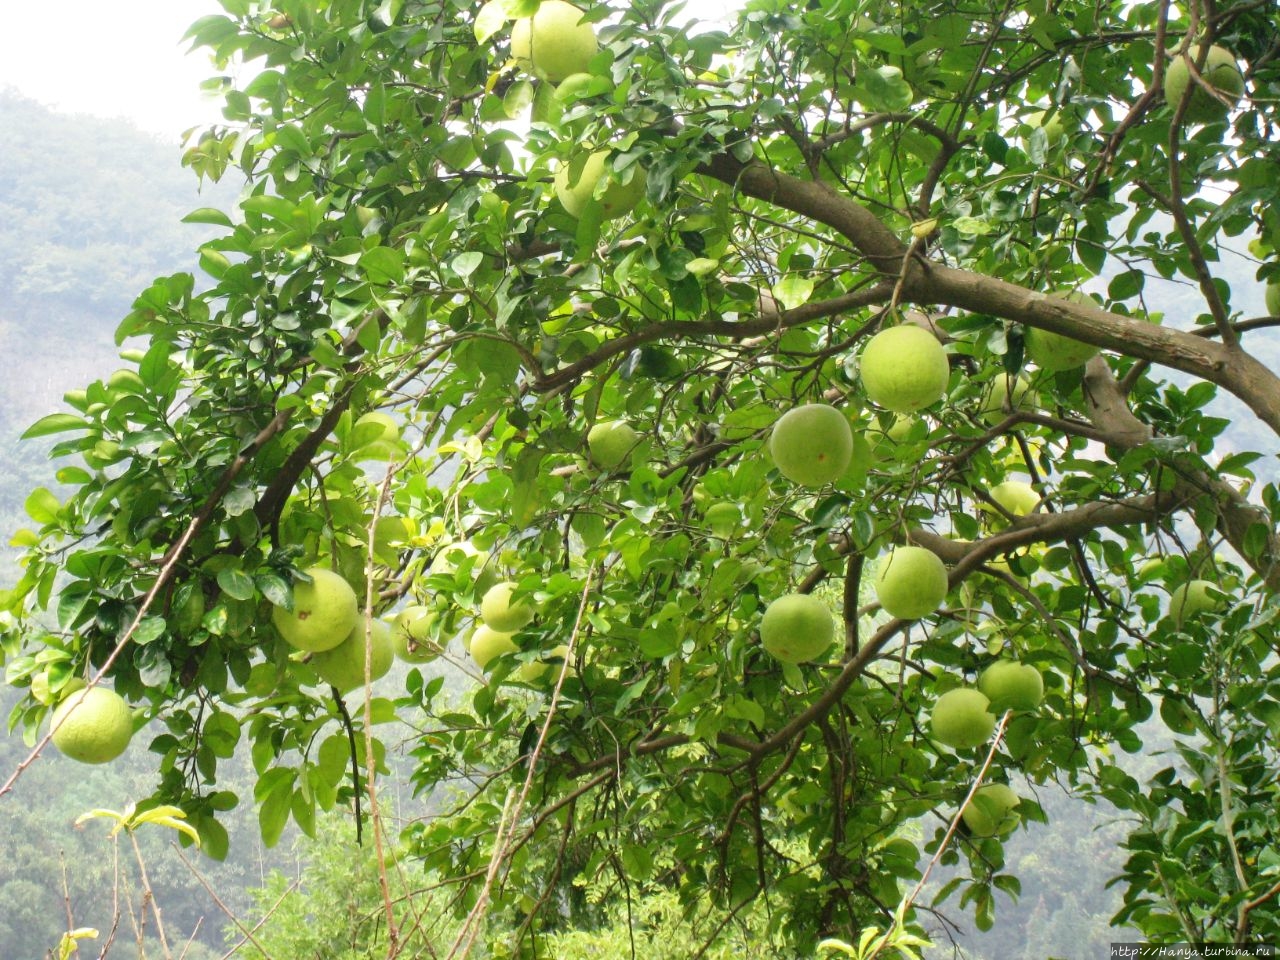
[
  {"left": 1169, "top": 579, "right": 1223, "bottom": 625},
  {"left": 760, "top": 593, "right": 835, "bottom": 664},
  {"left": 874, "top": 546, "right": 949, "bottom": 620},
  {"left": 355, "top": 411, "right": 399, "bottom": 443},
  {"left": 962, "top": 783, "right": 1021, "bottom": 837},
  {"left": 271, "top": 567, "right": 360, "bottom": 652},
  {"left": 768, "top": 403, "right": 854, "bottom": 487},
  {"left": 980, "top": 375, "right": 1033, "bottom": 426},
  {"left": 514, "top": 644, "right": 573, "bottom": 683},
  {"left": 50, "top": 687, "right": 134, "bottom": 764},
  {"left": 1164, "top": 44, "right": 1244, "bottom": 123},
  {"left": 392, "top": 605, "right": 439, "bottom": 663},
  {"left": 511, "top": 0, "right": 598, "bottom": 82},
  {"left": 1266, "top": 281, "right": 1280, "bottom": 317},
  {"left": 481, "top": 581, "right": 536, "bottom": 632},
  {"left": 311, "top": 619, "right": 394, "bottom": 692},
  {"left": 470, "top": 624, "right": 519, "bottom": 671},
  {"left": 931, "top": 688, "right": 996, "bottom": 749},
  {"left": 859, "top": 325, "right": 950, "bottom": 413},
  {"left": 977, "top": 660, "right": 1044, "bottom": 712},
  {"left": 1025, "top": 325, "right": 1099, "bottom": 372},
  {"left": 987, "top": 480, "right": 1040, "bottom": 522},
  {"left": 554, "top": 151, "right": 647, "bottom": 220},
  {"left": 587, "top": 420, "right": 640, "bottom": 470}
]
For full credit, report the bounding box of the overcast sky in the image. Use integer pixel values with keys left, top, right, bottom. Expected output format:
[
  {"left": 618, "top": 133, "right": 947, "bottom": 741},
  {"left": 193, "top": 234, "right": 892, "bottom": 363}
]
[{"left": 0, "top": 0, "right": 228, "bottom": 140}]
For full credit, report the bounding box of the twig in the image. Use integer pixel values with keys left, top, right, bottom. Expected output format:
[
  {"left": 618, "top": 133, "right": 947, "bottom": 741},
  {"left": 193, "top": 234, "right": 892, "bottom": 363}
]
[
  {"left": 864, "top": 711, "right": 1014, "bottom": 960},
  {"left": 175, "top": 843, "right": 279, "bottom": 958}
]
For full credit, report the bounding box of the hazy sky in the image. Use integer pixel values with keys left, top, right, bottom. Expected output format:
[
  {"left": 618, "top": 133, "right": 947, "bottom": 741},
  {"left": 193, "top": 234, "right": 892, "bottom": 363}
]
[{"left": 0, "top": 0, "right": 228, "bottom": 140}]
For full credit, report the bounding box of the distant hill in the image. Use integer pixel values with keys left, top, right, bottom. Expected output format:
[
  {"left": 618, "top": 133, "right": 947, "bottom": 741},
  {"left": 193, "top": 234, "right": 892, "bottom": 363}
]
[{"left": 0, "top": 91, "right": 237, "bottom": 575}]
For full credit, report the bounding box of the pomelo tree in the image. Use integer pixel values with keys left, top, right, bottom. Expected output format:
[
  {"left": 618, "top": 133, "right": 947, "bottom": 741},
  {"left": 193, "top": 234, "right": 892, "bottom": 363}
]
[{"left": 2, "top": 0, "right": 1279, "bottom": 952}]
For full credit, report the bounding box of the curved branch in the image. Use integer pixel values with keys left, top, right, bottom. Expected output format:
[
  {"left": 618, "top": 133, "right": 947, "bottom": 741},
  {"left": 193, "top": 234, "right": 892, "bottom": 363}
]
[{"left": 696, "top": 149, "right": 1280, "bottom": 436}]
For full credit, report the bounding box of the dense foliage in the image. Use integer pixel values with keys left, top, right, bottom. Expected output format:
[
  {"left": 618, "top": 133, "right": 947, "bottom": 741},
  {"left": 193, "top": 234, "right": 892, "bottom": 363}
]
[{"left": 3, "top": 0, "right": 1280, "bottom": 954}]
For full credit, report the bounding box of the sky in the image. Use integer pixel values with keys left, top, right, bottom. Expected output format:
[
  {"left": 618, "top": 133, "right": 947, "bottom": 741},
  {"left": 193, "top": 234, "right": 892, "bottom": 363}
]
[{"left": 0, "top": 0, "right": 229, "bottom": 140}]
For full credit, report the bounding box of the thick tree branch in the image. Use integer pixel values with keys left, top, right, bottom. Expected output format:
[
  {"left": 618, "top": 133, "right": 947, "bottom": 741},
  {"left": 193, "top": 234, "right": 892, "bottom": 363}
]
[
  {"left": 1080, "top": 357, "right": 1280, "bottom": 590},
  {"left": 696, "top": 151, "right": 1280, "bottom": 437}
]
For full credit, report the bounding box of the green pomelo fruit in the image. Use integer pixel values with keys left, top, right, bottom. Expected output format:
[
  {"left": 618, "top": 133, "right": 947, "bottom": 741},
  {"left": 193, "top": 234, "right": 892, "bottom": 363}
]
[
  {"left": 977, "top": 660, "right": 1045, "bottom": 711},
  {"left": 50, "top": 686, "right": 134, "bottom": 764},
  {"left": 931, "top": 688, "right": 996, "bottom": 749},
  {"left": 1024, "top": 325, "right": 1099, "bottom": 372},
  {"left": 513, "top": 644, "right": 573, "bottom": 683},
  {"left": 271, "top": 567, "right": 360, "bottom": 652},
  {"left": 962, "top": 783, "right": 1021, "bottom": 837},
  {"left": 1164, "top": 44, "right": 1244, "bottom": 123},
  {"left": 760, "top": 593, "right": 835, "bottom": 664},
  {"left": 874, "top": 546, "right": 949, "bottom": 620},
  {"left": 392, "top": 605, "right": 439, "bottom": 663},
  {"left": 470, "top": 624, "right": 520, "bottom": 671},
  {"left": 1169, "top": 579, "right": 1223, "bottom": 625},
  {"left": 979, "top": 375, "right": 1033, "bottom": 426},
  {"left": 481, "top": 581, "right": 536, "bottom": 632},
  {"left": 768, "top": 403, "right": 854, "bottom": 487},
  {"left": 311, "top": 618, "right": 394, "bottom": 693},
  {"left": 354, "top": 411, "right": 400, "bottom": 445},
  {"left": 859, "top": 325, "right": 950, "bottom": 413},
  {"left": 987, "top": 480, "right": 1040, "bottom": 522},
  {"left": 586, "top": 420, "right": 640, "bottom": 470},
  {"left": 554, "top": 152, "right": 647, "bottom": 220},
  {"left": 1266, "top": 281, "right": 1280, "bottom": 317},
  {"left": 511, "top": 0, "right": 598, "bottom": 83}
]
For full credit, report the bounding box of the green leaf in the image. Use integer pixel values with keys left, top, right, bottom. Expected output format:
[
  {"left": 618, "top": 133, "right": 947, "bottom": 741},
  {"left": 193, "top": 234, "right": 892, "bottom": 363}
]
[
  {"left": 181, "top": 207, "right": 234, "bottom": 226},
  {"left": 474, "top": 0, "right": 509, "bottom": 42},
  {"left": 217, "top": 568, "right": 256, "bottom": 601},
  {"left": 359, "top": 246, "right": 406, "bottom": 286},
  {"left": 772, "top": 275, "right": 813, "bottom": 310},
  {"left": 259, "top": 783, "right": 293, "bottom": 848},
  {"left": 24, "top": 488, "right": 60, "bottom": 525},
  {"left": 21, "top": 413, "right": 88, "bottom": 440}
]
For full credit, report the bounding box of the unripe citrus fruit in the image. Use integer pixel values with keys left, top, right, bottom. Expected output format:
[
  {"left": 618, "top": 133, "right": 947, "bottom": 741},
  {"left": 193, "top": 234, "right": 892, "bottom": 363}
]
[
  {"left": 1025, "top": 325, "right": 1099, "bottom": 372},
  {"left": 977, "top": 660, "right": 1044, "bottom": 711},
  {"left": 50, "top": 686, "right": 134, "bottom": 764},
  {"left": 586, "top": 420, "right": 640, "bottom": 470},
  {"left": 311, "top": 618, "right": 395, "bottom": 692},
  {"left": 392, "top": 605, "right": 439, "bottom": 663},
  {"left": 985, "top": 480, "right": 1040, "bottom": 526},
  {"left": 1169, "top": 579, "right": 1223, "bottom": 625},
  {"left": 859, "top": 325, "right": 950, "bottom": 413},
  {"left": 760, "top": 593, "right": 835, "bottom": 664},
  {"left": 979, "top": 375, "right": 1033, "bottom": 426},
  {"left": 1164, "top": 44, "right": 1244, "bottom": 123},
  {"left": 931, "top": 688, "right": 996, "bottom": 749},
  {"left": 1267, "top": 281, "right": 1280, "bottom": 317},
  {"left": 874, "top": 546, "right": 949, "bottom": 620},
  {"left": 962, "top": 783, "right": 1021, "bottom": 837},
  {"left": 511, "top": 0, "right": 598, "bottom": 83},
  {"left": 768, "top": 404, "right": 853, "bottom": 487},
  {"left": 554, "top": 152, "right": 647, "bottom": 220},
  {"left": 481, "top": 581, "right": 536, "bottom": 632},
  {"left": 470, "top": 624, "right": 520, "bottom": 671},
  {"left": 271, "top": 567, "right": 360, "bottom": 652}
]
